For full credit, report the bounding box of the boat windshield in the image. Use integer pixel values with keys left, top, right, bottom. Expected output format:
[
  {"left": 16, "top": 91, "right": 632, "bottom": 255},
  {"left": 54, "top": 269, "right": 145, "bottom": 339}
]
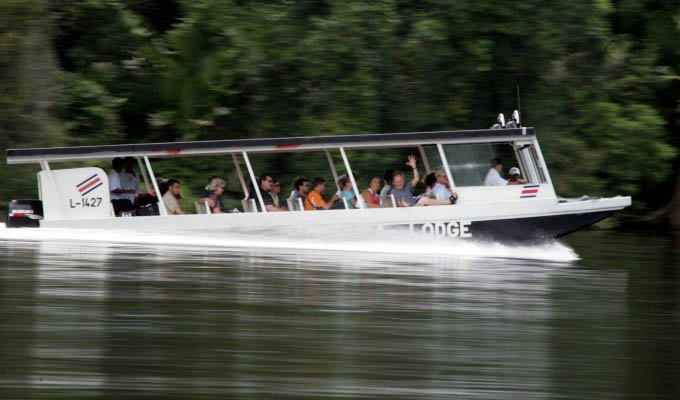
[{"left": 423, "top": 143, "right": 543, "bottom": 187}]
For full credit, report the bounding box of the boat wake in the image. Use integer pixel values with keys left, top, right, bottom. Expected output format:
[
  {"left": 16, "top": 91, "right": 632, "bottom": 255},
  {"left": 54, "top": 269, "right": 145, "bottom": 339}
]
[{"left": 0, "top": 225, "right": 579, "bottom": 263}]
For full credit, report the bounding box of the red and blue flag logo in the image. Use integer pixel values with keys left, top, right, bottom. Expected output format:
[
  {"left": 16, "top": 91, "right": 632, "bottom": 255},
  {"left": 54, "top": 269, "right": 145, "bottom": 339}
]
[
  {"left": 76, "top": 174, "right": 103, "bottom": 196},
  {"left": 521, "top": 185, "right": 539, "bottom": 198}
]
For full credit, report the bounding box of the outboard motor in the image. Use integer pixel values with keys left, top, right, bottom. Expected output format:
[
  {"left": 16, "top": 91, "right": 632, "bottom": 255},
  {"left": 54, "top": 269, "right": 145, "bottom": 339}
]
[{"left": 6, "top": 199, "right": 43, "bottom": 228}]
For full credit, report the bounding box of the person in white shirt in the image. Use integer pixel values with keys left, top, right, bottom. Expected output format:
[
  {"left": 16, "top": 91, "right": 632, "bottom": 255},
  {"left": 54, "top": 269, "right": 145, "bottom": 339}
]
[
  {"left": 119, "top": 157, "right": 140, "bottom": 204},
  {"left": 430, "top": 169, "right": 453, "bottom": 200},
  {"left": 484, "top": 158, "right": 507, "bottom": 186},
  {"left": 108, "top": 157, "right": 136, "bottom": 214},
  {"left": 423, "top": 172, "right": 458, "bottom": 206}
]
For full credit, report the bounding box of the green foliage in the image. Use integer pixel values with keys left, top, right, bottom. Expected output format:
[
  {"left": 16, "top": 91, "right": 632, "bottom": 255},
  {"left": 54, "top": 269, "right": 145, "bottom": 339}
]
[
  {"left": 0, "top": 1, "right": 64, "bottom": 208},
  {"left": 58, "top": 72, "right": 123, "bottom": 145}
]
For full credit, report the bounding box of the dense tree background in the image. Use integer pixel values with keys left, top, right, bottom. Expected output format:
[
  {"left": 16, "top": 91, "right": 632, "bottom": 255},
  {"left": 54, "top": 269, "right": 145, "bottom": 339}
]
[{"left": 1, "top": 0, "right": 678, "bottom": 225}]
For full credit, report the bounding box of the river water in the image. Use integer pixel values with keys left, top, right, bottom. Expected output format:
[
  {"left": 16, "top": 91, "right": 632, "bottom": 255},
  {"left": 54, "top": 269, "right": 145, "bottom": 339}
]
[{"left": 0, "top": 228, "right": 678, "bottom": 399}]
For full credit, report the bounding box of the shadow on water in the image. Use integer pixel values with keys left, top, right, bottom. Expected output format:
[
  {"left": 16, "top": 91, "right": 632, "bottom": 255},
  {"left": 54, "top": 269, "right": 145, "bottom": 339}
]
[{"left": 0, "top": 229, "right": 678, "bottom": 399}]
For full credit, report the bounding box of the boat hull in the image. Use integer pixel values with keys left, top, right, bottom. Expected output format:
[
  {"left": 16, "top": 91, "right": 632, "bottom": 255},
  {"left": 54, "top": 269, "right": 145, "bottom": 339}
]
[
  {"left": 33, "top": 197, "right": 630, "bottom": 243},
  {"left": 464, "top": 209, "right": 616, "bottom": 242}
]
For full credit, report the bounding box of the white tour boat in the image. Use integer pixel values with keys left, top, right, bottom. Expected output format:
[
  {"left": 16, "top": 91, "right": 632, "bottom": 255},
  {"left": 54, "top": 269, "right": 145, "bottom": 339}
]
[{"left": 4, "top": 126, "right": 630, "bottom": 241}]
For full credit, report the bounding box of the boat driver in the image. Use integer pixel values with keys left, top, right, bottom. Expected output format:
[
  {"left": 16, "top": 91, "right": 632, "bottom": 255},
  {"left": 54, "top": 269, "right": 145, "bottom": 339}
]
[{"left": 484, "top": 158, "right": 507, "bottom": 186}]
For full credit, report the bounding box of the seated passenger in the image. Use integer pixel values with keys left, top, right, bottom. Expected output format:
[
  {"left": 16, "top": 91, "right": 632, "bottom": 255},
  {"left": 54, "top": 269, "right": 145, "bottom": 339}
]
[
  {"left": 430, "top": 169, "right": 453, "bottom": 200},
  {"left": 424, "top": 172, "right": 437, "bottom": 196},
  {"left": 388, "top": 171, "right": 420, "bottom": 207},
  {"left": 203, "top": 175, "right": 218, "bottom": 190},
  {"left": 304, "top": 177, "right": 339, "bottom": 210},
  {"left": 361, "top": 176, "right": 382, "bottom": 208},
  {"left": 120, "top": 157, "right": 140, "bottom": 204},
  {"left": 337, "top": 175, "right": 358, "bottom": 209},
  {"left": 162, "top": 179, "right": 187, "bottom": 215},
  {"left": 108, "top": 157, "right": 135, "bottom": 215},
  {"left": 198, "top": 177, "right": 228, "bottom": 213},
  {"left": 248, "top": 173, "right": 286, "bottom": 212},
  {"left": 387, "top": 155, "right": 421, "bottom": 207},
  {"left": 484, "top": 158, "right": 507, "bottom": 186},
  {"left": 289, "top": 176, "right": 310, "bottom": 204},
  {"left": 379, "top": 169, "right": 395, "bottom": 197},
  {"left": 271, "top": 178, "right": 282, "bottom": 208},
  {"left": 424, "top": 173, "right": 458, "bottom": 206},
  {"left": 506, "top": 167, "right": 528, "bottom": 185}
]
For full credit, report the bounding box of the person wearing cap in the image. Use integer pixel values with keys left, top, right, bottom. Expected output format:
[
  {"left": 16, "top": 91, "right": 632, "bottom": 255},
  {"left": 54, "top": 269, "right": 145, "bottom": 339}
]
[
  {"left": 484, "top": 158, "right": 507, "bottom": 186},
  {"left": 506, "top": 167, "right": 528, "bottom": 185}
]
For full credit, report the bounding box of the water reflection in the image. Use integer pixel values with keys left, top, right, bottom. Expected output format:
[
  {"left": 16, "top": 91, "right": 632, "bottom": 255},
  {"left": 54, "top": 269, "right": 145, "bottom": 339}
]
[{"left": 0, "top": 231, "right": 678, "bottom": 399}]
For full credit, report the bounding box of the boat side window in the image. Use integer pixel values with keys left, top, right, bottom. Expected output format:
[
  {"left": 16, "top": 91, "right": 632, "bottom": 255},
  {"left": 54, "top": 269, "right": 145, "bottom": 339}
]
[
  {"left": 529, "top": 146, "right": 547, "bottom": 183},
  {"left": 514, "top": 143, "right": 547, "bottom": 184},
  {"left": 441, "top": 143, "right": 522, "bottom": 187}
]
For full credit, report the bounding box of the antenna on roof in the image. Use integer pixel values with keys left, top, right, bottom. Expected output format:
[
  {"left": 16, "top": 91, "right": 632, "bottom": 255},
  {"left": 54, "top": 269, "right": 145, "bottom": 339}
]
[{"left": 516, "top": 85, "right": 522, "bottom": 125}]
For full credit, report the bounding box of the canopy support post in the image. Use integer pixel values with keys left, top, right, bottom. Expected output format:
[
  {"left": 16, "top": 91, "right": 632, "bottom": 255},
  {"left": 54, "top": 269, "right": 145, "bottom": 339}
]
[
  {"left": 339, "top": 147, "right": 364, "bottom": 209},
  {"left": 242, "top": 151, "right": 266, "bottom": 213},
  {"left": 143, "top": 156, "right": 167, "bottom": 216},
  {"left": 324, "top": 149, "right": 341, "bottom": 191},
  {"left": 418, "top": 146, "right": 431, "bottom": 174},
  {"left": 136, "top": 157, "right": 151, "bottom": 192},
  {"left": 231, "top": 153, "right": 249, "bottom": 198},
  {"left": 436, "top": 143, "right": 455, "bottom": 188}
]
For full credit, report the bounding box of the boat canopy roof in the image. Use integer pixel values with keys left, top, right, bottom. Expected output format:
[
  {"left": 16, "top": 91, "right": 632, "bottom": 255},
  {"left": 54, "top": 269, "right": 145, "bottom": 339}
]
[{"left": 7, "top": 127, "right": 534, "bottom": 164}]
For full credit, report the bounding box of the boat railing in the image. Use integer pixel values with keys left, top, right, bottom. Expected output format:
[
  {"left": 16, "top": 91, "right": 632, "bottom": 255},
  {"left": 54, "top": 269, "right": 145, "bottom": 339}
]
[
  {"left": 194, "top": 201, "right": 212, "bottom": 214},
  {"left": 379, "top": 194, "right": 397, "bottom": 208},
  {"left": 240, "top": 198, "right": 260, "bottom": 213}
]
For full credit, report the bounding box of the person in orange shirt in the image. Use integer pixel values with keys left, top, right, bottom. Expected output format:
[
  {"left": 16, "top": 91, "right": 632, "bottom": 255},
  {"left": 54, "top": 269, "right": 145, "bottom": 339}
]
[{"left": 304, "top": 177, "right": 339, "bottom": 210}]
